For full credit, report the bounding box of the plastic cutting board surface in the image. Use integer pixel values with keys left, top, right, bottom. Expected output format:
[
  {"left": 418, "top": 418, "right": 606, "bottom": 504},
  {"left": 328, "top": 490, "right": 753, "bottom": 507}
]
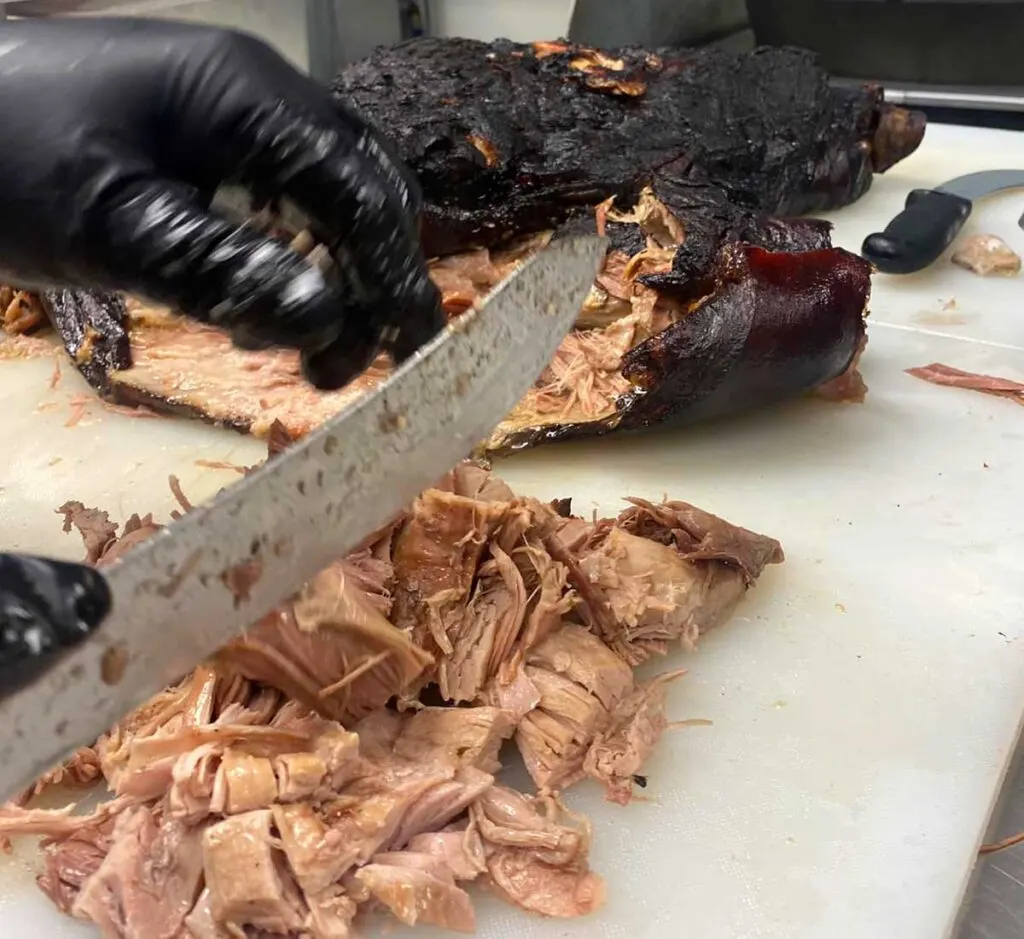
[{"left": 2, "top": 123, "right": 1024, "bottom": 939}]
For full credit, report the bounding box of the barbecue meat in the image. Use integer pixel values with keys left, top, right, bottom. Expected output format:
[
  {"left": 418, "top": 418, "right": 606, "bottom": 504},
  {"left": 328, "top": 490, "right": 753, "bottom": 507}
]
[
  {"left": 337, "top": 39, "right": 919, "bottom": 257},
  {"left": 1, "top": 462, "right": 784, "bottom": 937},
  {"left": 19, "top": 39, "right": 922, "bottom": 451}
]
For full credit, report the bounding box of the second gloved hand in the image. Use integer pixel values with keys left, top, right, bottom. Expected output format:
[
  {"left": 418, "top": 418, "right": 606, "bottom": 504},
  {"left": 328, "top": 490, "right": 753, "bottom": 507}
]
[{"left": 0, "top": 18, "right": 445, "bottom": 389}]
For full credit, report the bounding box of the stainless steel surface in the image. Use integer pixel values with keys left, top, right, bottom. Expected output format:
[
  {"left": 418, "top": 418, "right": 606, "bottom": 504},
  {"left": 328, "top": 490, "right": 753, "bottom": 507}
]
[
  {"left": 0, "top": 0, "right": 402, "bottom": 80},
  {"left": 0, "top": 234, "right": 606, "bottom": 800},
  {"left": 569, "top": 0, "right": 748, "bottom": 47},
  {"left": 831, "top": 78, "right": 1024, "bottom": 113},
  {"left": 937, "top": 169, "right": 1024, "bottom": 201},
  {"left": 957, "top": 728, "right": 1024, "bottom": 939},
  {"left": 0, "top": 0, "right": 202, "bottom": 11},
  {"left": 887, "top": 88, "right": 1024, "bottom": 113}
]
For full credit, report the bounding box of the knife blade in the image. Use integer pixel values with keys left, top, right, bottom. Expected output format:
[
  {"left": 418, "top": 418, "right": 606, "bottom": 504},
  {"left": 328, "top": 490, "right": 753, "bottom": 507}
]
[
  {"left": 0, "top": 234, "right": 606, "bottom": 798},
  {"left": 862, "top": 168, "right": 1024, "bottom": 275}
]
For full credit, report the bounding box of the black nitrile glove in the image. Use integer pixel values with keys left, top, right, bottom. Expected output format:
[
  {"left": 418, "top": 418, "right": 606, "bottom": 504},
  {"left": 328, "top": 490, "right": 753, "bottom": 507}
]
[
  {"left": 0, "top": 554, "right": 110, "bottom": 698},
  {"left": 0, "top": 18, "right": 445, "bottom": 389}
]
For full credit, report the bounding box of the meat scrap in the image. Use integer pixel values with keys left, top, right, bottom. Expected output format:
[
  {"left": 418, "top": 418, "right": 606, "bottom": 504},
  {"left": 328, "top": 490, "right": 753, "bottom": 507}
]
[
  {"left": 8, "top": 464, "right": 783, "bottom": 937},
  {"left": 1, "top": 286, "right": 45, "bottom": 334},
  {"left": 952, "top": 233, "right": 1021, "bottom": 277},
  {"left": 906, "top": 362, "right": 1024, "bottom": 406}
]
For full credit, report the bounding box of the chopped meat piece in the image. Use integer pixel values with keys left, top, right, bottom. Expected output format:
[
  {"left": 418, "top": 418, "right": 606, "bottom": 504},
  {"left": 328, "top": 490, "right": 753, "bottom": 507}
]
[
  {"left": 473, "top": 786, "right": 604, "bottom": 919},
  {"left": 2, "top": 288, "right": 45, "bottom": 334},
  {"left": 907, "top": 362, "right": 1024, "bottom": 406},
  {"left": 309, "top": 763, "right": 456, "bottom": 880},
  {"left": 305, "top": 887, "right": 358, "bottom": 939},
  {"left": 272, "top": 802, "right": 353, "bottom": 896},
  {"left": 340, "top": 552, "right": 394, "bottom": 615},
  {"left": 581, "top": 525, "right": 728, "bottom": 655},
  {"left": 60, "top": 501, "right": 164, "bottom": 569},
  {"left": 266, "top": 418, "right": 294, "bottom": 457},
  {"left": 219, "top": 562, "right": 432, "bottom": 722},
  {"left": 183, "top": 889, "right": 231, "bottom": 939},
  {"left": 356, "top": 860, "right": 477, "bottom": 932},
  {"left": 439, "top": 542, "right": 527, "bottom": 702},
  {"left": 526, "top": 624, "right": 635, "bottom": 710},
  {"left": 98, "top": 513, "right": 163, "bottom": 567},
  {"left": 388, "top": 766, "right": 495, "bottom": 850},
  {"left": 514, "top": 625, "right": 635, "bottom": 790},
  {"left": 57, "top": 501, "right": 118, "bottom": 565},
  {"left": 952, "top": 233, "right": 1021, "bottom": 276},
  {"left": 581, "top": 506, "right": 783, "bottom": 662},
  {"left": 370, "top": 849, "right": 455, "bottom": 882},
  {"left": 168, "top": 744, "right": 219, "bottom": 822},
  {"left": 444, "top": 462, "right": 517, "bottom": 502},
  {"left": 393, "top": 706, "right": 515, "bottom": 774},
  {"left": 391, "top": 489, "right": 508, "bottom": 649},
  {"left": 106, "top": 723, "right": 311, "bottom": 801},
  {"left": 73, "top": 806, "right": 205, "bottom": 939},
  {"left": 351, "top": 708, "right": 404, "bottom": 760},
  {"left": 583, "top": 669, "right": 686, "bottom": 804},
  {"left": 512, "top": 541, "right": 574, "bottom": 666},
  {"left": 26, "top": 746, "right": 103, "bottom": 799},
  {"left": 615, "top": 499, "right": 784, "bottom": 587},
  {"left": 203, "top": 810, "right": 306, "bottom": 934},
  {"left": 272, "top": 751, "right": 328, "bottom": 803},
  {"left": 210, "top": 749, "right": 278, "bottom": 814},
  {"left": 0, "top": 796, "right": 129, "bottom": 839},
  {"left": 405, "top": 828, "right": 487, "bottom": 882},
  {"left": 480, "top": 665, "right": 541, "bottom": 722},
  {"left": 37, "top": 817, "right": 116, "bottom": 914},
  {"left": 516, "top": 671, "right": 606, "bottom": 790}
]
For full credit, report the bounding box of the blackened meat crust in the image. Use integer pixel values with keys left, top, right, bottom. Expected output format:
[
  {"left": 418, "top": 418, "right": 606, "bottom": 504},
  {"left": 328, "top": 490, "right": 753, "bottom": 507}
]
[{"left": 336, "top": 39, "right": 922, "bottom": 266}]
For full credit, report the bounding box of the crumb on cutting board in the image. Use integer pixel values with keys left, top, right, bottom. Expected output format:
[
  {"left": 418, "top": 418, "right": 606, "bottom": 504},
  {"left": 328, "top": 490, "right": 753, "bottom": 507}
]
[{"left": 952, "top": 234, "right": 1021, "bottom": 277}]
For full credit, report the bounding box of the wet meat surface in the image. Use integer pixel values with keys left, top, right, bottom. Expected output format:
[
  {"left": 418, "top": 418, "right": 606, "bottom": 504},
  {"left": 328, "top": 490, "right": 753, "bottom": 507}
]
[{"left": 1, "top": 461, "right": 782, "bottom": 937}]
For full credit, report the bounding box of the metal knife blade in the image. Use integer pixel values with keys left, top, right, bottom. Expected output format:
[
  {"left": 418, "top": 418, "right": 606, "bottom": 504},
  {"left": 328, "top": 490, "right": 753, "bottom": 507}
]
[
  {"left": 0, "top": 234, "right": 606, "bottom": 798},
  {"left": 863, "top": 169, "right": 1024, "bottom": 274},
  {"left": 936, "top": 169, "right": 1024, "bottom": 203}
]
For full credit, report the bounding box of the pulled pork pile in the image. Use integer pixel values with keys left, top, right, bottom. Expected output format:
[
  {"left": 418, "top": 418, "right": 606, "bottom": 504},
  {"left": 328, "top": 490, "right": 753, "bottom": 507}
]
[{"left": 1, "top": 462, "right": 782, "bottom": 937}]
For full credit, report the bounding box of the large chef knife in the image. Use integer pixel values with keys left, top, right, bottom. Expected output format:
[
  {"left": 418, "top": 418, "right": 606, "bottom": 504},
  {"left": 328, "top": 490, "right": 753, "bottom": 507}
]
[
  {"left": 862, "top": 169, "right": 1024, "bottom": 274},
  {"left": 0, "top": 235, "right": 605, "bottom": 799}
]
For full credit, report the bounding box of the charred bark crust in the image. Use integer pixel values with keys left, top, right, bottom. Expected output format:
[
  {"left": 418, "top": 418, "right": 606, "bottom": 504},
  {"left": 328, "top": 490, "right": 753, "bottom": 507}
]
[
  {"left": 335, "top": 39, "right": 924, "bottom": 273},
  {"left": 39, "top": 289, "right": 130, "bottom": 391}
]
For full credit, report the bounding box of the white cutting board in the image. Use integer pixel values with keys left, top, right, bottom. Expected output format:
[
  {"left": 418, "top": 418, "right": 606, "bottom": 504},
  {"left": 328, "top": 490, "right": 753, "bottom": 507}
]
[{"left": 4, "top": 123, "right": 1024, "bottom": 939}]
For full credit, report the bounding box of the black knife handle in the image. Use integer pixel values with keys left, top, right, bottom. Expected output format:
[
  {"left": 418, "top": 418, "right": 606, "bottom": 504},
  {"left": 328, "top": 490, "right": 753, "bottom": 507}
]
[
  {"left": 0, "top": 554, "right": 111, "bottom": 698},
  {"left": 862, "top": 189, "right": 973, "bottom": 275}
]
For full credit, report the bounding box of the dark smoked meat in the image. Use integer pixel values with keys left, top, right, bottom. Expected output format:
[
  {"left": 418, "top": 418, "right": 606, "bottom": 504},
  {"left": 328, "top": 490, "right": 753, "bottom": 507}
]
[
  {"left": 22, "top": 40, "right": 924, "bottom": 451},
  {"left": 337, "top": 40, "right": 919, "bottom": 258}
]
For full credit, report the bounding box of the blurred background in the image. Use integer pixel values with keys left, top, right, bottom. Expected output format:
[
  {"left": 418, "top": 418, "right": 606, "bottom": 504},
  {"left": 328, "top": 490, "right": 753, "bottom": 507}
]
[
  {"left": 0, "top": 0, "right": 753, "bottom": 80},
  {"left": 6, "top": 0, "right": 1021, "bottom": 126}
]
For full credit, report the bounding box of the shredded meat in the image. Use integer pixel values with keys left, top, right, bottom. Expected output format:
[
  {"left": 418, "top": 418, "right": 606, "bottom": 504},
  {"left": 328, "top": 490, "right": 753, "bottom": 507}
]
[
  {"left": 907, "top": 362, "right": 1024, "bottom": 405},
  {"left": 1, "top": 287, "right": 45, "bottom": 334},
  {"left": 6, "top": 463, "right": 782, "bottom": 938}
]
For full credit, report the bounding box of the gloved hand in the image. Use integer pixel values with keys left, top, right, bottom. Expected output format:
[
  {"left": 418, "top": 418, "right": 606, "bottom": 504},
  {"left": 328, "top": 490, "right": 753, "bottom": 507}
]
[
  {"left": 0, "top": 18, "right": 444, "bottom": 389},
  {"left": 0, "top": 554, "right": 110, "bottom": 698}
]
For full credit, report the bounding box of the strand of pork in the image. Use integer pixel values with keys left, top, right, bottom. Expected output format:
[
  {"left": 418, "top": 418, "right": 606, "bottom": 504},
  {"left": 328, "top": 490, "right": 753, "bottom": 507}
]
[{"left": 0, "top": 461, "right": 782, "bottom": 938}]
